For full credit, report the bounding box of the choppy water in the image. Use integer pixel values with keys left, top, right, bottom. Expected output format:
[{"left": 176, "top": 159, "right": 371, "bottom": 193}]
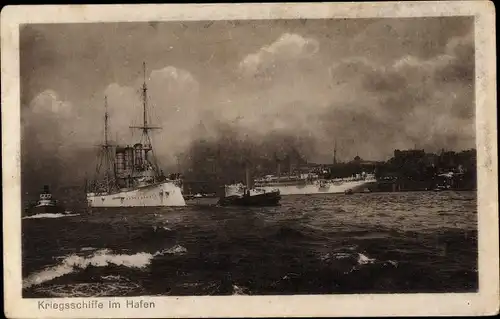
[{"left": 22, "top": 191, "right": 478, "bottom": 297}]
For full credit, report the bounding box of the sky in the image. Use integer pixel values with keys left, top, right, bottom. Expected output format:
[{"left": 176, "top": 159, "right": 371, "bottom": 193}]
[{"left": 20, "top": 17, "right": 475, "bottom": 188}]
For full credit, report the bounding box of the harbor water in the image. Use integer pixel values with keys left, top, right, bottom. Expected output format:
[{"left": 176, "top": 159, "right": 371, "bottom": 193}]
[{"left": 22, "top": 191, "right": 477, "bottom": 297}]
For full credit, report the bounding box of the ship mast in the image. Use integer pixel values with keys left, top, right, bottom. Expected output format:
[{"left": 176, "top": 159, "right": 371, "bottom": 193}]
[
  {"left": 93, "top": 96, "right": 115, "bottom": 193},
  {"left": 104, "top": 96, "right": 109, "bottom": 145},
  {"left": 142, "top": 62, "right": 148, "bottom": 138},
  {"left": 130, "top": 62, "right": 162, "bottom": 176},
  {"left": 333, "top": 140, "right": 337, "bottom": 165},
  {"left": 103, "top": 96, "right": 115, "bottom": 191}
]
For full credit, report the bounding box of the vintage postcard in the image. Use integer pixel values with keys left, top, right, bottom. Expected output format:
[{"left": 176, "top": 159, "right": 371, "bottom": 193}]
[{"left": 2, "top": 2, "right": 498, "bottom": 318}]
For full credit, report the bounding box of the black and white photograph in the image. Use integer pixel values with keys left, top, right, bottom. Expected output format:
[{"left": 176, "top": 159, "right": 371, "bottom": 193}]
[{"left": 2, "top": 2, "right": 498, "bottom": 318}]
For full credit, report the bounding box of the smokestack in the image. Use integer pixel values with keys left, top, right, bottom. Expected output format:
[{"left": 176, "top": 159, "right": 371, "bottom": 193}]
[
  {"left": 273, "top": 152, "right": 281, "bottom": 179},
  {"left": 176, "top": 154, "right": 181, "bottom": 174}
]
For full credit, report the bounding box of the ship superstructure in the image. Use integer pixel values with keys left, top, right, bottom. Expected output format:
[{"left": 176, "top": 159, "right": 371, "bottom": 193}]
[{"left": 86, "top": 63, "right": 185, "bottom": 207}]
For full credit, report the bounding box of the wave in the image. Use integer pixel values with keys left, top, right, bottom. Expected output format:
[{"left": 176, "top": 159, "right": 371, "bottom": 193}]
[
  {"left": 101, "top": 274, "right": 124, "bottom": 281},
  {"left": 319, "top": 249, "right": 397, "bottom": 275},
  {"left": 232, "top": 285, "right": 249, "bottom": 295},
  {"left": 318, "top": 244, "right": 360, "bottom": 262},
  {"left": 387, "top": 260, "right": 398, "bottom": 267},
  {"left": 23, "top": 245, "right": 187, "bottom": 289},
  {"left": 341, "top": 253, "right": 375, "bottom": 275},
  {"left": 319, "top": 252, "right": 351, "bottom": 261},
  {"left": 23, "top": 249, "right": 154, "bottom": 289},
  {"left": 23, "top": 213, "right": 80, "bottom": 220},
  {"left": 357, "top": 253, "right": 376, "bottom": 265},
  {"left": 154, "top": 244, "right": 187, "bottom": 256},
  {"left": 152, "top": 225, "right": 172, "bottom": 232},
  {"left": 341, "top": 253, "right": 398, "bottom": 275}
]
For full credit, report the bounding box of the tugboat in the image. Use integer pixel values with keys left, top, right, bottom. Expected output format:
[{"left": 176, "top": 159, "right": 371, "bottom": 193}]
[
  {"left": 218, "top": 184, "right": 281, "bottom": 207},
  {"left": 218, "top": 166, "right": 281, "bottom": 207},
  {"left": 27, "top": 185, "right": 65, "bottom": 215}
]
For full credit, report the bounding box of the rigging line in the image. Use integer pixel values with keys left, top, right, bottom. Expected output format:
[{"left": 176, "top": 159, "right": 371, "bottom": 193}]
[
  {"left": 148, "top": 86, "right": 162, "bottom": 124},
  {"left": 96, "top": 147, "right": 104, "bottom": 174},
  {"left": 147, "top": 91, "right": 154, "bottom": 125}
]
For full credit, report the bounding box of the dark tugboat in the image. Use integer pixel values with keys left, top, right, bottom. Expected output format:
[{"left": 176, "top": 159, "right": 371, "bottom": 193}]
[
  {"left": 218, "top": 184, "right": 281, "bottom": 207},
  {"left": 27, "top": 185, "right": 65, "bottom": 215},
  {"left": 218, "top": 166, "right": 281, "bottom": 207}
]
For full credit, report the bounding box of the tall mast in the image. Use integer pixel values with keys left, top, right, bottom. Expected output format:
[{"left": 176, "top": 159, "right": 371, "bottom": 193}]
[
  {"left": 94, "top": 95, "right": 113, "bottom": 193},
  {"left": 104, "top": 95, "right": 109, "bottom": 146},
  {"left": 130, "top": 62, "right": 161, "bottom": 136},
  {"left": 333, "top": 140, "right": 337, "bottom": 165},
  {"left": 130, "top": 62, "right": 162, "bottom": 175},
  {"left": 104, "top": 96, "right": 112, "bottom": 191},
  {"left": 142, "top": 61, "right": 148, "bottom": 134}
]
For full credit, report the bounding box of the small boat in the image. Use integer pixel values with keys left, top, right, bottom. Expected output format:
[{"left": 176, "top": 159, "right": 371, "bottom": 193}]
[
  {"left": 218, "top": 184, "right": 281, "bottom": 207},
  {"left": 433, "top": 184, "right": 451, "bottom": 192},
  {"left": 218, "top": 165, "right": 281, "bottom": 207},
  {"left": 184, "top": 192, "right": 219, "bottom": 206},
  {"left": 27, "top": 185, "right": 66, "bottom": 215},
  {"left": 434, "top": 186, "right": 445, "bottom": 192}
]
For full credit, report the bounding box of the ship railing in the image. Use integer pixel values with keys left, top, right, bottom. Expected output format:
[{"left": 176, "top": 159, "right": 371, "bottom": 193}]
[
  {"left": 254, "top": 176, "right": 305, "bottom": 182},
  {"left": 328, "top": 176, "right": 368, "bottom": 182},
  {"left": 254, "top": 181, "right": 310, "bottom": 187}
]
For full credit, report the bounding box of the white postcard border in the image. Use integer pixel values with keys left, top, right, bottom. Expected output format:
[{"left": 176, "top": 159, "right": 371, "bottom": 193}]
[{"left": 2, "top": 2, "right": 498, "bottom": 318}]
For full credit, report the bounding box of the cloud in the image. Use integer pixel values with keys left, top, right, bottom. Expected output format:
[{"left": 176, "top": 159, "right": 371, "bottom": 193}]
[
  {"left": 23, "top": 90, "right": 89, "bottom": 151},
  {"left": 204, "top": 33, "right": 331, "bottom": 146},
  {"left": 21, "top": 91, "right": 97, "bottom": 191},
  {"left": 193, "top": 28, "right": 476, "bottom": 164},
  {"left": 319, "top": 29, "right": 475, "bottom": 157},
  {"left": 150, "top": 66, "right": 198, "bottom": 89},
  {"left": 238, "top": 33, "right": 319, "bottom": 77},
  {"left": 29, "top": 90, "right": 73, "bottom": 116},
  {"left": 103, "top": 65, "right": 201, "bottom": 164},
  {"left": 195, "top": 28, "right": 475, "bottom": 164}
]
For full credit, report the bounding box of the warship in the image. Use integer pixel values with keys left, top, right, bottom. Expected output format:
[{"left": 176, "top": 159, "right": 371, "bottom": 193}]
[
  {"left": 253, "top": 173, "right": 376, "bottom": 195},
  {"left": 253, "top": 147, "right": 376, "bottom": 196},
  {"left": 86, "top": 63, "right": 185, "bottom": 208}
]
